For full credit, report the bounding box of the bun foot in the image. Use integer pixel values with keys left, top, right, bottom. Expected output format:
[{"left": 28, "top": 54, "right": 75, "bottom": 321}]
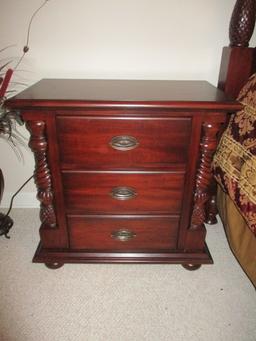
[
  {"left": 205, "top": 189, "right": 218, "bottom": 225},
  {"left": 205, "top": 215, "right": 218, "bottom": 225},
  {"left": 182, "top": 264, "right": 201, "bottom": 271},
  {"left": 45, "top": 262, "right": 64, "bottom": 269}
]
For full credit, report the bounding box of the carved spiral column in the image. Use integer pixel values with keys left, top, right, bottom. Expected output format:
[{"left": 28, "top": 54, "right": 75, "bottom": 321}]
[
  {"left": 190, "top": 122, "right": 222, "bottom": 230},
  {"left": 26, "top": 121, "right": 56, "bottom": 228},
  {"left": 229, "top": 0, "right": 256, "bottom": 47}
]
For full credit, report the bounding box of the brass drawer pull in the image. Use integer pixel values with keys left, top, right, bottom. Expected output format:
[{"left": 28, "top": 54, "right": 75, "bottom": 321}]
[
  {"left": 109, "top": 135, "right": 139, "bottom": 151},
  {"left": 111, "top": 229, "right": 136, "bottom": 242},
  {"left": 110, "top": 186, "right": 137, "bottom": 200}
]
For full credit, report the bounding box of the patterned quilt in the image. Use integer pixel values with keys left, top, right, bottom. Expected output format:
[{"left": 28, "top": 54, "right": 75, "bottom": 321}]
[{"left": 212, "top": 74, "right": 256, "bottom": 237}]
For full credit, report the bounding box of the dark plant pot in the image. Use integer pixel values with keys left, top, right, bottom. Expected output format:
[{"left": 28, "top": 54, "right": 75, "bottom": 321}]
[
  {"left": 0, "top": 169, "right": 13, "bottom": 238},
  {"left": 0, "top": 169, "right": 4, "bottom": 204}
]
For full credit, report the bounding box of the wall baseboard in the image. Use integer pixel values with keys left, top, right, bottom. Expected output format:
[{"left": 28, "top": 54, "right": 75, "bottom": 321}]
[{"left": 0, "top": 192, "right": 39, "bottom": 208}]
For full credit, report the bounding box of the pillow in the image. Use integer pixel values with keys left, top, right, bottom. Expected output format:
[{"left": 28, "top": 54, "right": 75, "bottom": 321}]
[{"left": 212, "top": 73, "right": 256, "bottom": 236}]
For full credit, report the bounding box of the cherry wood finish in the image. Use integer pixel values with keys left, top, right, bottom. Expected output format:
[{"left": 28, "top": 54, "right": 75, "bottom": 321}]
[
  {"left": 8, "top": 79, "right": 240, "bottom": 111},
  {"left": 62, "top": 171, "right": 185, "bottom": 214},
  {"left": 68, "top": 215, "right": 179, "bottom": 251},
  {"left": 190, "top": 121, "right": 223, "bottom": 230},
  {"left": 7, "top": 79, "right": 241, "bottom": 269},
  {"left": 26, "top": 121, "right": 57, "bottom": 228},
  {"left": 218, "top": 47, "right": 256, "bottom": 99},
  {"left": 56, "top": 117, "right": 191, "bottom": 170}
]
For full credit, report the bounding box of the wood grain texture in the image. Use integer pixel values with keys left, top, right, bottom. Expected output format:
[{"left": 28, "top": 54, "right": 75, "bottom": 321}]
[
  {"left": 68, "top": 216, "right": 179, "bottom": 250},
  {"left": 62, "top": 171, "right": 185, "bottom": 215},
  {"left": 7, "top": 79, "right": 240, "bottom": 267},
  {"left": 57, "top": 116, "right": 191, "bottom": 170},
  {"left": 218, "top": 47, "right": 256, "bottom": 98},
  {"left": 6, "top": 80, "right": 241, "bottom": 111},
  {"left": 33, "top": 241, "right": 213, "bottom": 265}
]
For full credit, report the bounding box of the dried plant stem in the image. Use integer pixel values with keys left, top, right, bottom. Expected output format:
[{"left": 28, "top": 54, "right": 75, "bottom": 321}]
[{"left": 13, "top": 0, "right": 50, "bottom": 72}]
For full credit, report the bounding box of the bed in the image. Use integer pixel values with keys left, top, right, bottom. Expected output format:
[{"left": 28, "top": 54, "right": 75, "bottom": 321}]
[{"left": 212, "top": 0, "right": 256, "bottom": 287}]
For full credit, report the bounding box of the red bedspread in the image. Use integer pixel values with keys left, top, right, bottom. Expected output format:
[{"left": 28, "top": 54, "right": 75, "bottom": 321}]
[{"left": 212, "top": 74, "right": 256, "bottom": 237}]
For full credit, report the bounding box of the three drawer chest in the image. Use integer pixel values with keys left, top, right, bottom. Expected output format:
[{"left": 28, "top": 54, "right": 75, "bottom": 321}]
[{"left": 8, "top": 79, "right": 241, "bottom": 269}]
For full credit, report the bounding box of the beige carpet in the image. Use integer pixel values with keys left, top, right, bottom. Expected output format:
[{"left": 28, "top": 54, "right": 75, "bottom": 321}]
[{"left": 0, "top": 209, "right": 255, "bottom": 341}]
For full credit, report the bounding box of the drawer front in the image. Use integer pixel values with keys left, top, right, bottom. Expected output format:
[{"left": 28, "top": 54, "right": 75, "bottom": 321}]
[
  {"left": 68, "top": 216, "right": 179, "bottom": 250},
  {"left": 62, "top": 172, "right": 185, "bottom": 214},
  {"left": 56, "top": 117, "right": 192, "bottom": 169}
]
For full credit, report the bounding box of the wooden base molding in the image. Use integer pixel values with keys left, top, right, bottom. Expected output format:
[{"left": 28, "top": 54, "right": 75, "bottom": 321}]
[{"left": 33, "top": 242, "right": 213, "bottom": 267}]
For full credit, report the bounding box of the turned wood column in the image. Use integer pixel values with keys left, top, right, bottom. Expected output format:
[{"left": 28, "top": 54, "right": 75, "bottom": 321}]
[
  {"left": 190, "top": 121, "right": 222, "bottom": 230},
  {"left": 26, "top": 120, "right": 56, "bottom": 228},
  {"left": 184, "top": 120, "right": 224, "bottom": 250}
]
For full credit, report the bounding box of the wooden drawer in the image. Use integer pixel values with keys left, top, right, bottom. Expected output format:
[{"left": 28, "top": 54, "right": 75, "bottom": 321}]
[
  {"left": 68, "top": 215, "right": 179, "bottom": 250},
  {"left": 56, "top": 116, "right": 192, "bottom": 169},
  {"left": 62, "top": 171, "right": 185, "bottom": 214}
]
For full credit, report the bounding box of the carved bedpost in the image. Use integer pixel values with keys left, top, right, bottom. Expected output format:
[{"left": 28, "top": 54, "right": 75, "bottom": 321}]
[
  {"left": 218, "top": 0, "right": 256, "bottom": 99},
  {"left": 214, "top": 0, "right": 256, "bottom": 225},
  {"left": 191, "top": 122, "right": 222, "bottom": 230},
  {"left": 26, "top": 121, "right": 56, "bottom": 228},
  {"left": 229, "top": 0, "right": 256, "bottom": 47}
]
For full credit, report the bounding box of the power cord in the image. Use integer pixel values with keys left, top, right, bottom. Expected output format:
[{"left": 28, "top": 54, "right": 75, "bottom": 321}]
[{"left": 0, "top": 174, "right": 34, "bottom": 238}]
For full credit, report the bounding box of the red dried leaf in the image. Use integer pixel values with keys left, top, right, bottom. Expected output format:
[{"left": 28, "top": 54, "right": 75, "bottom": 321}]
[{"left": 0, "top": 69, "right": 13, "bottom": 98}]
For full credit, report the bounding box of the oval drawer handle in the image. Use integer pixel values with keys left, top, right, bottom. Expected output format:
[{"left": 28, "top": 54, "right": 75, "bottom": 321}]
[
  {"left": 110, "top": 186, "right": 137, "bottom": 200},
  {"left": 109, "top": 135, "right": 139, "bottom": 151},
  {"left": 111, "top": 229, "right": 136, "bottom": 242}
]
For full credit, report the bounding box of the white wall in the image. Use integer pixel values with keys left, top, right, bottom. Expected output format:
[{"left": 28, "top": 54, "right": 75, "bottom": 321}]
[{"left": 1, "top": 0, "right": 256, "bottom": 207}]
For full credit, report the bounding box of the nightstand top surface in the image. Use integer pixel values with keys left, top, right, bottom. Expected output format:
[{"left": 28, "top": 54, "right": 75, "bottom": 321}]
[{"left": 8, "top": 79, "right": 241, "bottom": 110}]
